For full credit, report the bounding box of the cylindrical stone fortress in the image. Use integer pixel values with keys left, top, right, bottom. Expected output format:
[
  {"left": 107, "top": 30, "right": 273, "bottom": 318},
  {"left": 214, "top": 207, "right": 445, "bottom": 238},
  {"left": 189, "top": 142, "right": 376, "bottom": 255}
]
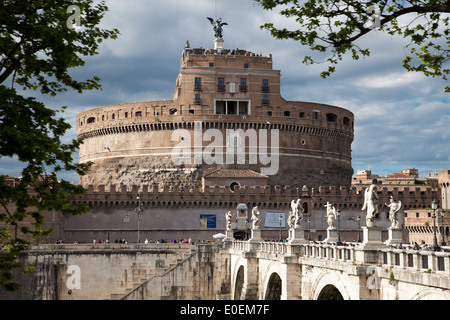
[{"left": 77, "top": 47, "right": 354, "bottom": 189}]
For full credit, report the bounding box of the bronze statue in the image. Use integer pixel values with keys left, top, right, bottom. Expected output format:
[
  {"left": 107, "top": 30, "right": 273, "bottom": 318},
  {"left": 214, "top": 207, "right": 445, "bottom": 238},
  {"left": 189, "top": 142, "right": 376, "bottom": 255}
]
[{"left": 207, "top": 17, "right": 228, "bottom": 39}]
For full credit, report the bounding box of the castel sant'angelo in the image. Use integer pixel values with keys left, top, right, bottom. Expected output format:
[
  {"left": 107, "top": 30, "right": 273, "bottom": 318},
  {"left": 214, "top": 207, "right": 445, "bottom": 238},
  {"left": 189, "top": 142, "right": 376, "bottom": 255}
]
[{"left": 66, "top": 17, "right": 447, "bottom": 244}]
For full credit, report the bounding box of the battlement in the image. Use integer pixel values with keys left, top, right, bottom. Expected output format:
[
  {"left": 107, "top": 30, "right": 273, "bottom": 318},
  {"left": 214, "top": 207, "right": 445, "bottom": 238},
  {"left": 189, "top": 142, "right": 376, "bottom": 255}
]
[{"left": 71, "top": 183, "right": 439, "bottom": 211}]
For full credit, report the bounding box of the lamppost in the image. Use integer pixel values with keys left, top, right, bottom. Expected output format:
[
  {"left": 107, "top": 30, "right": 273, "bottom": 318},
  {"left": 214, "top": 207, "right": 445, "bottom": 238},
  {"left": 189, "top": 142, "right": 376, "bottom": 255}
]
[
  {"left": 135, "top": 191, "right": 144, "bottom": 243},
  {"left": 440, "top": 209, "right": 447, "bottom": 247},
  {"left": 431, "top": 199, "right": 440, "bottom": 252},
  {"left": 307, "top": 218, "right": 311, "bottom": 241},
  {"left": 356, "top": 215, "right": 361, "bottom": 243},
  {"left": 279, "top": 214, "right": 283, "bottom": 242},
  {"left": 336, "top": 209, "right": 342, "bottom": 246}
]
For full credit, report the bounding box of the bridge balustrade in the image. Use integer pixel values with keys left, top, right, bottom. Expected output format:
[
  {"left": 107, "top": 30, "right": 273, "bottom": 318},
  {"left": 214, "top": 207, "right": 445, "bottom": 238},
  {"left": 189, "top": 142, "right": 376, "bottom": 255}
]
[
  {"left": 302, "top": 242, "right": 356, "bottom": 263},
  {"left": 380, "top": 247, "right": 450, "bottom": 276},
  {"left": 228, "top": 240, "right": 450, "bottom": 276}
]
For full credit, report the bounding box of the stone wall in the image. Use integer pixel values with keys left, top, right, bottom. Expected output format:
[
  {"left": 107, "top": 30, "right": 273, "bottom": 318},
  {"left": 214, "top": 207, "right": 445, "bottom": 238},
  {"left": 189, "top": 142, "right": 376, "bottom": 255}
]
[{"left": 0, "top": 243, "right": 208, "bottom": 300}]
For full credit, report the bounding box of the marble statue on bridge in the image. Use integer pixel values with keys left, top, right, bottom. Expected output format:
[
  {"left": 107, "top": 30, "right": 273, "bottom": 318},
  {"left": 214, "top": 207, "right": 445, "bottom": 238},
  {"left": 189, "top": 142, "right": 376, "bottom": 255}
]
[
  {"left": 290, "top": 199, "right": 303, "bottom": 229},
  {"left": 324, "top": 201, "right": 336, "bottom": 229},
  {"left": 251, "top": 206, "right": 261, "bottom": 230},
  {"left": 385, "top": 196, "right": 401, "bottom": 229},
  {"left": 362, "top": 184, "right": 379, "bottom": 228}
]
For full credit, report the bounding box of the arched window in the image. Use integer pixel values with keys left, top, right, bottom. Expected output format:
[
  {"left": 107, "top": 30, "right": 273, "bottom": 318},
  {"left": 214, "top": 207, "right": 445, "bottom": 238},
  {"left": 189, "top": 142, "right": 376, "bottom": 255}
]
[
  {"left": 87, "top": 117, "right": 96, "bottom": 124},
  {"left": 343, "top": 117, "right": 350, "bottom": 126}
]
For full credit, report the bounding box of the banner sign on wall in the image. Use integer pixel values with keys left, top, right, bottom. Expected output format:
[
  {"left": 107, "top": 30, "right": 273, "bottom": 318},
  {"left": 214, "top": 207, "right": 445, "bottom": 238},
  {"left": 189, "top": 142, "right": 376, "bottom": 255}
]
[
  {"left": 200, "top": 214, "right": 216, "bottom": 228},
  {"left": 264, "top": 212, "right": 286, "bottom": 228}
]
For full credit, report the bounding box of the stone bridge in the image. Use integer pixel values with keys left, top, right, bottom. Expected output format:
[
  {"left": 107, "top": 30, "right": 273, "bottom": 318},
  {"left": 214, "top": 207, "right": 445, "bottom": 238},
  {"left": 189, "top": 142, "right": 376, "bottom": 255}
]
[
  {"left": 2, "top": 241, "right": 449, "bottom": 300},
  {"left": 224, "top": 240, "right": 450, "bottom": 300}
]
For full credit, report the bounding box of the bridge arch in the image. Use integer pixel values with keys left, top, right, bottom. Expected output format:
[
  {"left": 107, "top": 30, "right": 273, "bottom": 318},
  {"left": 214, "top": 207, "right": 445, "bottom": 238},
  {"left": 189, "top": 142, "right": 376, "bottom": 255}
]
[
  {"left": 410, "top": 288, "right": 450, "bottom": 300},
  {"left": 264, "top": 272, "right": 282, "bottom": 300},
  {"left": 234, "top": 265, "right": 245, "bottom": 300},
  {"left": 317, "top": 284, "right": 344, "bottom": 300},
  {"left": 311, "top": 270, "right": 350, "bottom": 300}
]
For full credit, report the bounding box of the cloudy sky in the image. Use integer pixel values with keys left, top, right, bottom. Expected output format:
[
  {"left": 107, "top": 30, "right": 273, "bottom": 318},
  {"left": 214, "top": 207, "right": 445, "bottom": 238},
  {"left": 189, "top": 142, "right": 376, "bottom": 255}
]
[{"left": 2, "top": 0, "right": 449, "bottom": 183}]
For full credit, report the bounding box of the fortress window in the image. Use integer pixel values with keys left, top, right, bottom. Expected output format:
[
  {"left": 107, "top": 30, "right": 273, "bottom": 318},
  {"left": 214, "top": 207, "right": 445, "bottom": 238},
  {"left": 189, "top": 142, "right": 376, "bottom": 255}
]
[
  {"left": 209, "top": 62, "right": 214, "bottom": 67},
  {"left": 239, "top": 101, "right": 249, "bottom": 115},
  {"left": 284, "top": 111, "right": 291, "bottom": 117},
  {"left": 244, "top": 63, "right": 249, "bottom": 68},
  {"left": 343, "top": 117, "right": 350, "bottom": 126},
  {"left": 125, "top": 112, "right": 129, "bottom": 118},
  {"left": 240, "top": 78, "right": 247, "bottom": 92},
  {"left": 135, "top": 111, "right": 142, "bottom": 117},
  {"left": 262, "top": 95, "right": 269, "bottom": 105},
  {"left": 194, "top": 94, "right": 201, "bottom": 104},
  {"left": 102, "top": 115, "right": 105, "bottom": 121},
  {"left": 228, "top": 101, "right": 237, "bottom": 114},
  {"left": 195, "top": 77, "right": 202, "bottom": 90},
  {"left": 169, "top": 108, "right": 177, "bottom": 115},
  {"left": 267, "top": 111, "right": 272, "bottom": 116},
  {"left": 112, "top": 114, "right": 115, "bottom": 120},
  {"left": 299, "top": 112, "right": 305, "bottom": 118},
  {"left": 313, "top": 111, "right": 319, "bottom": 120},
  {"left": 262, "top": 79, "right": 269, "bottom": 92},
  {"left": 214, "top": 100, "right": 250, "bottom": 115},
  {"left": 87, "top": 117, "right": 96, "bottom": 124},
  {"left": 326, "top": 113, "right": 337, "bottom": 122},
  {"left": 217, "top": 78, "right": 225, "bottom": 92},
  {"left": 216, "top": 101, "right": 226, "bottom": 114},
  {"left": 189, "top": 110, "right": 195, "bottom": 115}
]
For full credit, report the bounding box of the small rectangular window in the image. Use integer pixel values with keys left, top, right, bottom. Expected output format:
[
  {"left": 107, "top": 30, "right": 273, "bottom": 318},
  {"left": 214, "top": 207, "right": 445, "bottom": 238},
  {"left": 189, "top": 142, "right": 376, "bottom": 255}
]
[
  {"left": 195, "top": 94, "right": 201, "bottom": 104},
  {"left": 244, "top": 63, "right": 249, "bottom": 68},
  {"left": 195, "top": 77, "right": 202, "bottom": 90},
  {"left": 209, "top": 62, "right": 214, "bottom": 67},
  {"left": 218, "top": 78, "right": 225, "bottom": 92},
  {"left": 240, "top": 78, "right": 247, "bottom": 92},
  {"left": 262, "top": 79, "right": 269, "bottom": 92}
]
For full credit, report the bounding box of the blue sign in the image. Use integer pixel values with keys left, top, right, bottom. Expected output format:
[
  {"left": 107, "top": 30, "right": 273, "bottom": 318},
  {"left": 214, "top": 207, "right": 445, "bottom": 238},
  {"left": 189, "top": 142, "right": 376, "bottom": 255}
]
[{"left": 200, "top": 214, "right": 216, "bottom": 228}]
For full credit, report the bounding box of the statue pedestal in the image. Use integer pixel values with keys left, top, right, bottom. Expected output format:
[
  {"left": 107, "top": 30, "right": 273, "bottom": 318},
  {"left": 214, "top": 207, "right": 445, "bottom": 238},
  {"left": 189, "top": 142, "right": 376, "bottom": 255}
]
[
  {"left": 385, "top": 228, "right": 404, "bottom": 246},
  {"left": 225, "top": 229, "right": 234, "bottom": 241},
  {"left": 214, "top": 38, "right": 224, "bottom": 52},
  {"left": 249, "top": 229, "right": 262, "bottom": 242},
  {"left": 355, "top": 226, "right": 384, "bottom": 264},
  {"left": 362, "top": 226, "right": 383, "bottom": 248},
  {"left": 288, "top": 228, "right": 307, "bottom": 244},
  {"left": 324, "top": 228, "right": 338, "bottom": 243}
]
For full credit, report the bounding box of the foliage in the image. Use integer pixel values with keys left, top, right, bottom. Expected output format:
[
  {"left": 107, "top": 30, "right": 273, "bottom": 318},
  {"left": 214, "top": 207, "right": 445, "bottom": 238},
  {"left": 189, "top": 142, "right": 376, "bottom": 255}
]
[
  {"left": 0, "top": 0, "right": 119, "bottom": 293},
  {"left": 255, "top": 0, "right": 450, "bottom": 92}
]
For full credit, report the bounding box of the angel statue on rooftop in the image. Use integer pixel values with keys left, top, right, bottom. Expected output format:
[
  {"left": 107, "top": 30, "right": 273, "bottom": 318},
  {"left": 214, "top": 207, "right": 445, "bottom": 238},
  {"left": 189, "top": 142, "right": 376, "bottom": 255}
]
[{"left": 207, "top": 17, "right": 228, "bottom": 39}]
